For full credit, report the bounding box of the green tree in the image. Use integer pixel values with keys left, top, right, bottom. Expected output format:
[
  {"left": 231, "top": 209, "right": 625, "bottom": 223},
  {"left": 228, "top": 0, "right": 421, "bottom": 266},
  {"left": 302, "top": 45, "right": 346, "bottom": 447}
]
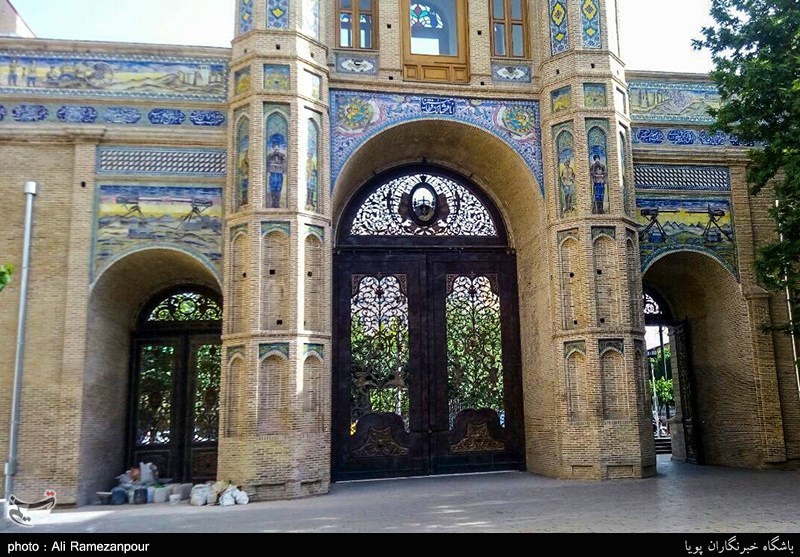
[
  {"left": 694, "top": 1, "right": 800, "bottom": 334},
  {"left": 0, "top": 264, "right": 13, "bottom": 293},
  {"left": 650, "top": 377, "right": 675, "bottom": 418}
]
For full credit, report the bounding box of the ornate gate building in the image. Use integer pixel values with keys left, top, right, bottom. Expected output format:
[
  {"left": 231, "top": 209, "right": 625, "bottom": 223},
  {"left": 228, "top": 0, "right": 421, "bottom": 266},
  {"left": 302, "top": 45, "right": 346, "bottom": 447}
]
[{"left": 0, "top": 0, "right": 797, "bottom": 505}]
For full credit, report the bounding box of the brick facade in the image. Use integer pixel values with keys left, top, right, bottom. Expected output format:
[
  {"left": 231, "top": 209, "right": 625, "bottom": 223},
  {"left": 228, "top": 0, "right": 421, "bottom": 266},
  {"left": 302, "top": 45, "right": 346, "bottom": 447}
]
[{"left": 0, "top": 1, "right": 797, "bottom": 506}]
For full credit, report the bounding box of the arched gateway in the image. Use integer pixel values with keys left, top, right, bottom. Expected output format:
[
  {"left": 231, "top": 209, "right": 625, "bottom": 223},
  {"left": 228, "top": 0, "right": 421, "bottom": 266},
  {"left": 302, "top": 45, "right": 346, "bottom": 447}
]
[{"left": 333, "top": 165, "right": 525, "bottom": 480}]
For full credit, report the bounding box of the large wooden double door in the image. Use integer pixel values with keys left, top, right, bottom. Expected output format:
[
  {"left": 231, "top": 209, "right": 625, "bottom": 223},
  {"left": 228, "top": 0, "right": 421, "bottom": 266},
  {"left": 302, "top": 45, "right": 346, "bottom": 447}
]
[{"left": 333, "top": 251, "right": 525, "bottom": 480}]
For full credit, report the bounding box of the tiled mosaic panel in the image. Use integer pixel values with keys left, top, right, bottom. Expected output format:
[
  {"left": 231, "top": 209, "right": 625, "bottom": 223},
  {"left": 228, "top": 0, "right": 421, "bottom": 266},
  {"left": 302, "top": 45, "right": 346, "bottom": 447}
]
[
  {"left": 264, "top": 64, "right": 290, "bottom": 91},
  {"left": 581, "top": 0, "right": 602, "bottom": 49},
  {"left": 97, "top": 147, "right": 227, "bottom": 178},
  {"left": 491, "top": 63, "right": 532, "bottom": 83},
  {"left": 235, "top": 67, "right": 251, "bottom": 95},
  {"left": 265, "top": 105, "right": 290, "bottom": 209},
  {"left": 587, "top": 119, "right": 610, "bottom": 215},
  {"left": 584, "top": 83, "right": 607, "bottom": 107},
  {"left": 549, "top": 0, "right": 570, "bottom": 55},
  {"left": 552, "top": 86, "right": 572, "bottom": 113},
  {"left": 335, "top": 54, "right": 378, "bottom": 75},
  {"left": 636, "top": 194, "right": 737, "bottom": 276},
  {"left": 94, "top": 184, "right": 223, "bottom": 278},
  {"left": 629, "top": 81, "right": 720, "bottom": 125},
  {"left": 634, "top": 164, "right": 731, "bottom": 192},
  {"left": 0, "top": 51, "right": 227, "bottom": 102},
  {"left": 330, "top": 91, "right": 544, "bottom": 195},
  {"left": 240, "top": 0, "right": 255, "bottom": 34},
  {"left": 268, "top": 0, "right": 290, "bottom": 29}
]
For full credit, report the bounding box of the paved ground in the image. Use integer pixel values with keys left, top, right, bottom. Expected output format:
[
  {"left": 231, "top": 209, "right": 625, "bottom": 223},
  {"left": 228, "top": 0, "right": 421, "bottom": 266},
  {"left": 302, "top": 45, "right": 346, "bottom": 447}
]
[{"left": 2, "top": 456, "right": 799, "bottom": 533}]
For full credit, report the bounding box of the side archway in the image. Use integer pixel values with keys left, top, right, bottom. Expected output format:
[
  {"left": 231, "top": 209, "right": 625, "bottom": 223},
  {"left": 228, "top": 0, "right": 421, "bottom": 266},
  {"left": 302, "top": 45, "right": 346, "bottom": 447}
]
[
  {"left": 78, "top": 248, "right": 221, "bottom": 504},
  {"left": 643, "top": 250, "right": 763, "bottom": 466}
]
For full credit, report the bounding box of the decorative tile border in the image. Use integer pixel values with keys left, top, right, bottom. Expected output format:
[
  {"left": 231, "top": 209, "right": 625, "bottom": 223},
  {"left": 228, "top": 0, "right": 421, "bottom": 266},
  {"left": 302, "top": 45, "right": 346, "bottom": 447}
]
[
  {"left": 227, "top": 345, "right": 246, "bottom": 362},
  {"left": 97, "top": 147, "right": 227, "bottom": 177},
  {"left": 261, "top": 221, "right": 291, "bottom": 236},
  {"left": 631, "top": 127, "right": 756, "bottom": 148},
  {"left": 491, "top": 63, "right": 532, "bottom": 83},
  {"left": 599, "top": 339, "right": 624, "bottom": 354},
  {"left": 564, "top": 340, "right": 586, "bottom": 357},
  {"left": 330, "top": 91, "right": 544, "bottom": 195},
  {"left": 629, "top": 81, "right": 720, "bottom": 125},
  {"left": 634, "top": 164, "right": 731, "bottom": 192},
  {"left": 335, "top": 53, "right": 379, "bottom": 75},
  {"left": 304, "top": 343, "right": 324, "bottom": 360},
  {"left": 260, "top": 342, "right": 290, "bottom": 360},
  {"left": 592, "top": 226, "right": 616, "bottom": 240},
  {"left": 0, "top": 102, "right": 225, "bottom": 128},
  {"left": 305, "top": 224, "right": 325, "bottom": 241},
  {"left": 0, "top": 50, "right": 227, "bottom": 102}
]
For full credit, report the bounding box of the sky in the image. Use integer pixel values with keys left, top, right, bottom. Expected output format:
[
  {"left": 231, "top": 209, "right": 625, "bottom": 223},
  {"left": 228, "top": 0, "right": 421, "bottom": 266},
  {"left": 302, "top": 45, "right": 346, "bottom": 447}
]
[{"left": 11, "top": 0, "right": 715, "bottom": 73}]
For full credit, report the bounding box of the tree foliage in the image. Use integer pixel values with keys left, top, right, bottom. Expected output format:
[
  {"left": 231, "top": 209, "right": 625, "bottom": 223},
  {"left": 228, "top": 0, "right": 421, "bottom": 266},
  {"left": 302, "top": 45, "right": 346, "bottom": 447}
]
[
  {"left": 0, "top": 264, "right": 13, "bottom": 293},
  {"left": 694, "top": 1, "right": 800, "bottom": 333},
  {"left": 651, "top": 377, "right": 675, "bottom": 411}
]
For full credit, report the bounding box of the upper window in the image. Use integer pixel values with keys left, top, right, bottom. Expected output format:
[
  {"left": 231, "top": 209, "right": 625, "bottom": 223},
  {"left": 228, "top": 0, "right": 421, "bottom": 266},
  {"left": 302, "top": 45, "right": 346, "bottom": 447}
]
[
  {"left": 337, "top": 0, "right": 376, "bottom": 49},
  {"left": 402, "top": 0, "right": 469, "bottom": 83},
  {"left": 409, "top": 1, "right": 457, "bottom": 56},
  {"left": 491, "top": 0, "right": 527, "bottom": 58}
]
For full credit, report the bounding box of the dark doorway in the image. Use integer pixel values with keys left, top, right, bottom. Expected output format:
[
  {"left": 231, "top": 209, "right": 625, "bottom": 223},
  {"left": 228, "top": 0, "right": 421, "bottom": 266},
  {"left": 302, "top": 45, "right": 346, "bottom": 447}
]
[
  {"left": 644, "top": 286, "right": 702, "bottom": 464},
  {"left": 333, "top": 166, "right": 525, "bottom": 481},
  {"left": 129, "top": 287, "right": 222, "bottom": 483}
]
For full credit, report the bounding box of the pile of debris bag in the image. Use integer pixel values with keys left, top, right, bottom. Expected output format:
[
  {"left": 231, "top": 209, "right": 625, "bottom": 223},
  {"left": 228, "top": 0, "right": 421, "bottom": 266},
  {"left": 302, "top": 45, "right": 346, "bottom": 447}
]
[{"left": 101, "top": 463, "right": 249, "bottom": 507}]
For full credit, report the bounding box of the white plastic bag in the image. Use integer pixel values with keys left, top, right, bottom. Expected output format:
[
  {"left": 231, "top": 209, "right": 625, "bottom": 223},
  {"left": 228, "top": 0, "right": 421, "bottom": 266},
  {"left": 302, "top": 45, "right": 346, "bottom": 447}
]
[
  {"left": 190, "top": 484, "right": 209, "bottom": 507},
  {"left": 234, "top": 489, "right": 249, "bottom": 505},
  {"left": 219, "top": 487, "right": 236, "bottom": 507}
]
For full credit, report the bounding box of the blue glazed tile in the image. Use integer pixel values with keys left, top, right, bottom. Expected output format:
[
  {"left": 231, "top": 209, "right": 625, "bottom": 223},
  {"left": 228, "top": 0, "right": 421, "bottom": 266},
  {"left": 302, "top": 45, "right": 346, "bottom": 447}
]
[
  {"left": 330, "top": 91, "right": 544, "bottom": 196},
  {"left": 549, "top": 0, "right": 570, "bottom": 55},
  {"left": 148, "top": 109, "right": 186, "bottom": 125},
  {"left": 699, "top": 130, "right": 727, "bottom": 146},
  {"left": 581, "top": 0, "right": 602, "bottom": 49},
  {"left": 634, "top": 128, "right": 665, "bottom": 144},
  {"left": 491, "top": 63, "right": 532, "bottom": 83},
  {"left": 57, "top": 105, "right": 98, "bottom": 123},
  {"left": 666, "top": 129, "right": 696, "bottom": 145},
  {"left": 104, "top": 107, "right": 142, "bottom": 124},
  {"left": 190, "top": 110, "right": 226, "bottom": 127},
  {"left": 239, "top": 0, "right": 254, "bottom": 34},
  {"left": 12, "top": 104, "right": 48, "bottom": 122},
  {"left": 267, "top": 0, "right": 289, "bottom": 29}
]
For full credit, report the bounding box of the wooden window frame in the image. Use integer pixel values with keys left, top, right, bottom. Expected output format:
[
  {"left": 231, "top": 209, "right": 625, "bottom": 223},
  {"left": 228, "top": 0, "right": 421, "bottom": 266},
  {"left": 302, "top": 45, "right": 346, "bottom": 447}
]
[
  {"left": 336, "top": 0, "right": 378, "bottom": 50},
  {"left": 402, "top": 0, "right": 470, "bottom": 84},
  {"left": 489, "top": 0, "right": 529, "bottom": 59}
]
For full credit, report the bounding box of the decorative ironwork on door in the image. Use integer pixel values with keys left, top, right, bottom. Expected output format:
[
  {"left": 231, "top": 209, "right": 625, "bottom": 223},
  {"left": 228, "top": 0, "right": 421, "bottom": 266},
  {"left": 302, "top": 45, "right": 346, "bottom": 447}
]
[
  {"left": 446, "top": 274, "right": 506, "bottom": 453},
  {"left": 334, "top": 166, "right": 525, "bottom": 481},
  {"left": 130, "top": 288, "right": 222, "bottom": 483}
]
